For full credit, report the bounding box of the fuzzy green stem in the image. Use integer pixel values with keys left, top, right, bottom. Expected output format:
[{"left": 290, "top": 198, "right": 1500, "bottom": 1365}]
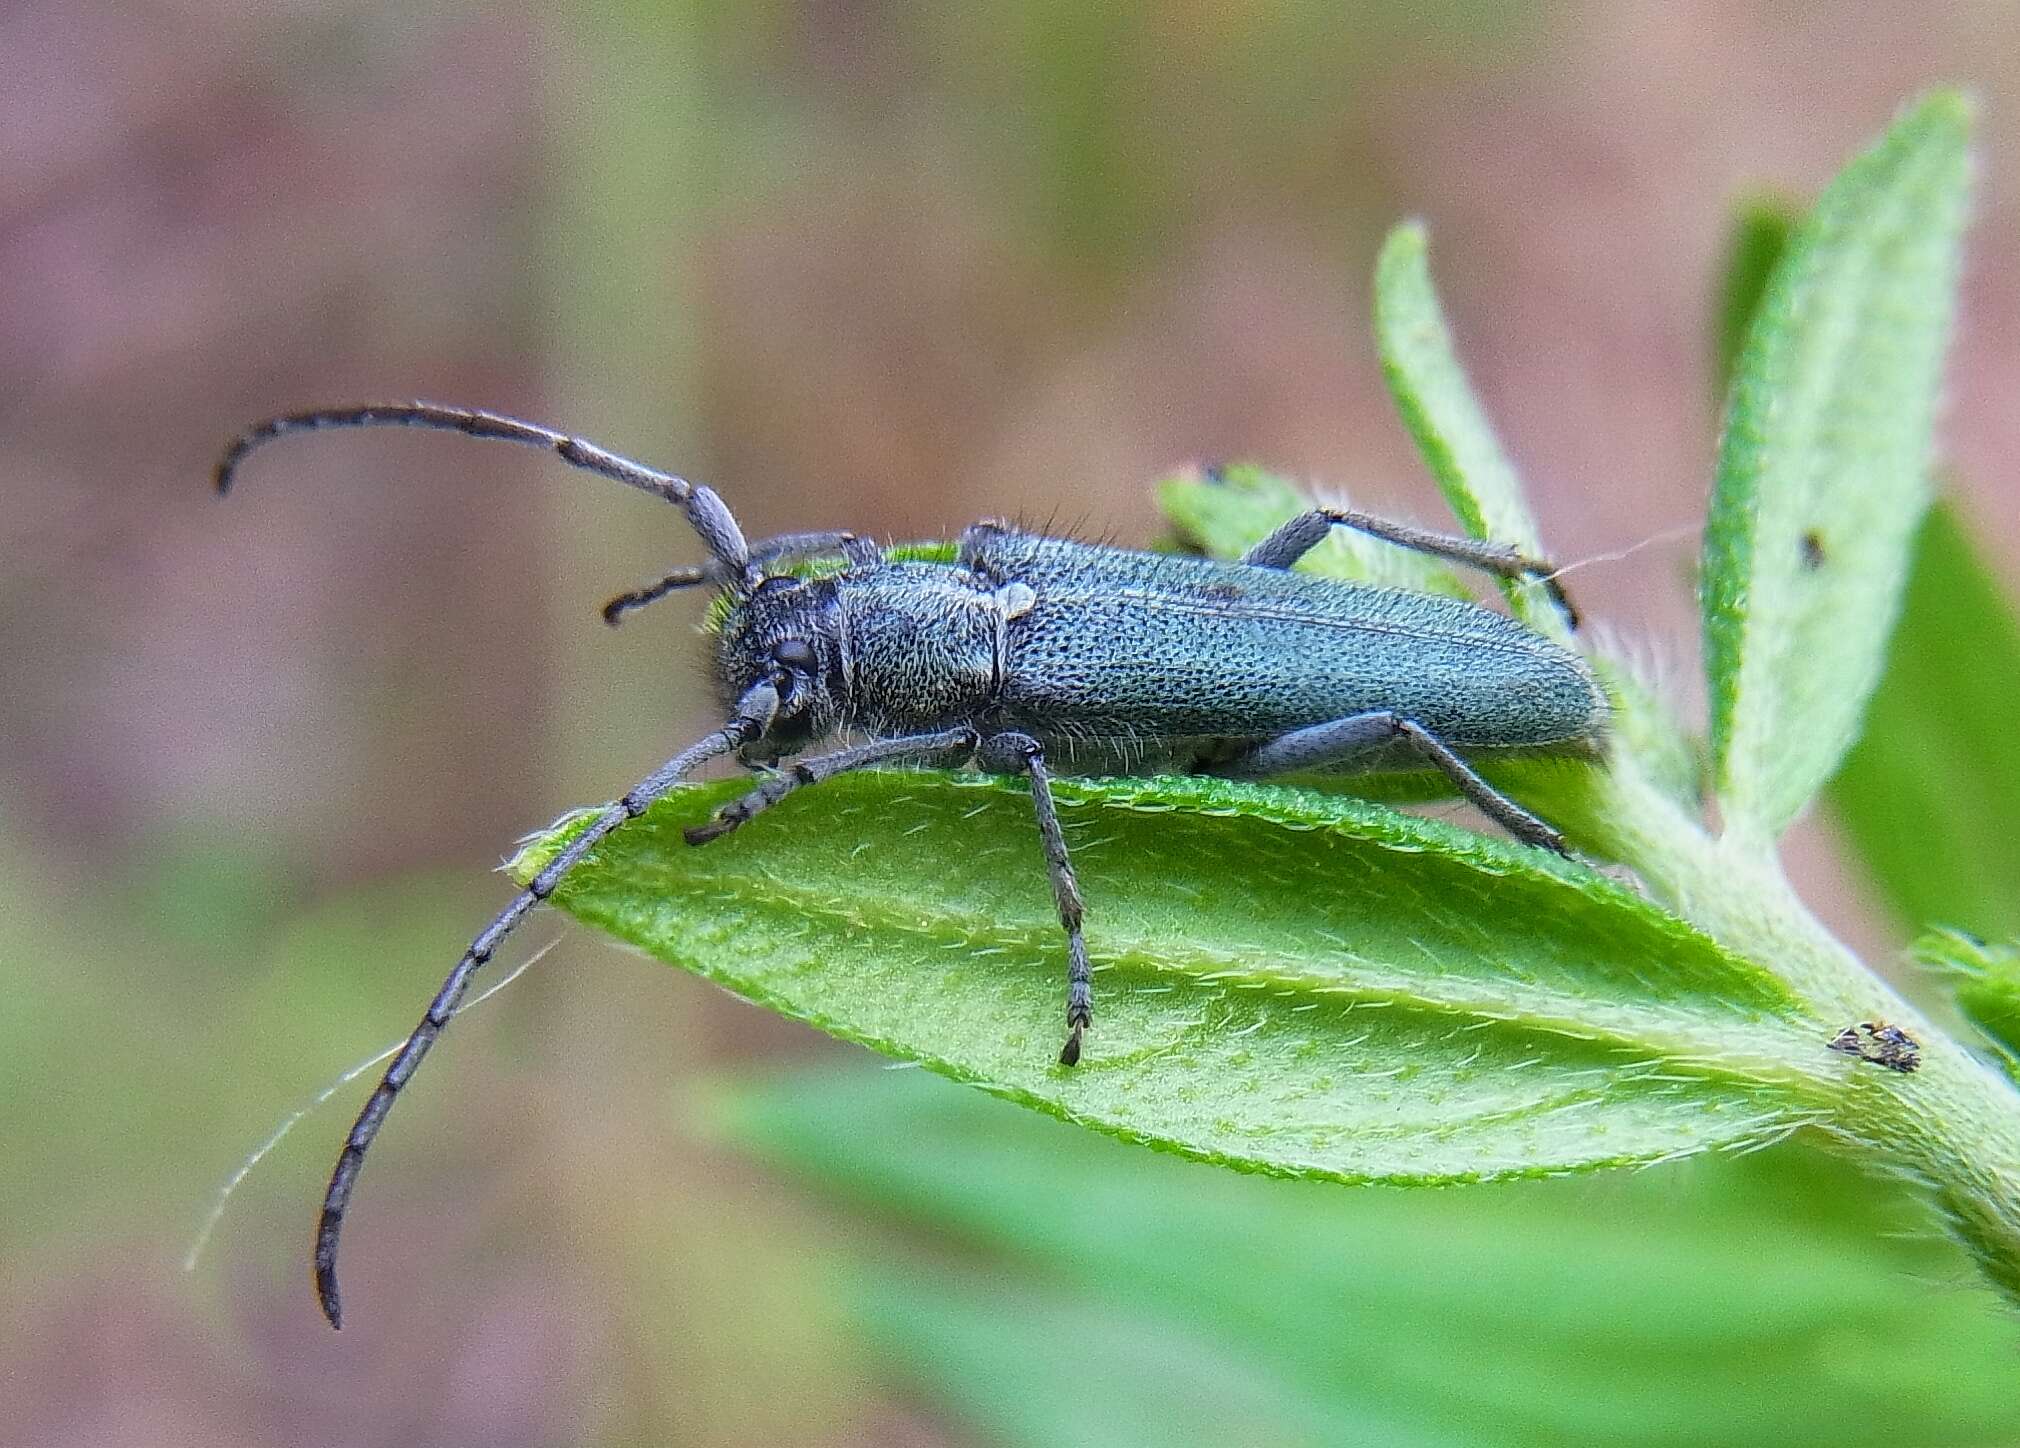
[{"left": 1590, "top": 757, "right": 2020, "bottom": 1306}]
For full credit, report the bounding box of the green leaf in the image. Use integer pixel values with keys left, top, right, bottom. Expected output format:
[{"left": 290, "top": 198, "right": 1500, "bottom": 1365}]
[
  {"left": 852, "top": 1276, "right": 1354, "bottom": 1448},
  {"left": 1912, "top": 929, "right": 2020, "bottom": 1070},
  {"left": 1826, "top": 503, "right": 2020, "bottom": 940},
  {"left": 726, "top": 1066, "right": 2020, "bottom": 1448},
  {"left": 1712, "top": 196, "right": 1799, "bottom": 396},
  {"left": 519, "top": 770, "right": 1833, "bottom": 1188},
  {"left": 1702, "top": 92, "right": 1972, "bottom": 842},
  {"left": 1373, "top": 221, "right": 1564, "bottom": 633}
]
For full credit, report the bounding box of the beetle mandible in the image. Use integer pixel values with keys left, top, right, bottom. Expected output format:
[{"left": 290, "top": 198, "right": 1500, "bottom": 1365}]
[{"left": 216, "top": 401, "right": 1607, "bottom": 1328}]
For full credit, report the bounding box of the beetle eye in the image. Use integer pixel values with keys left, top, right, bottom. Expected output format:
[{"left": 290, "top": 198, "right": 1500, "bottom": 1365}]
[{"left": 771, "top": 638, "right": 818, "bottom": 672}]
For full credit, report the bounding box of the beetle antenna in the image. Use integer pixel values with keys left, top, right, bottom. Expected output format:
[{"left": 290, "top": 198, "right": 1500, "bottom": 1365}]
[
  {"left": 599, "top": 531, "right": 869, "bottom": 626},
  {"left": 311, "top": 696, "right": 775, "bottom": 1330},
  {"left": 183, "top": 940, "right": 556, "bottom": 1276},
  {"left": 602, "top": 567, "right": 715, "bottom": 625},
  {"left": 216, "top": 402, "right": 754, "bottom": 576},
  {"left": 1537, "top": 521, "right": 1700, "bottom": 582}
]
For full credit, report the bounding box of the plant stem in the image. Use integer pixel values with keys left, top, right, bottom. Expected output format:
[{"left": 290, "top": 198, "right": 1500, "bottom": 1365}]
[{"left": 1593, "top": 757, "right": 2020, "bottom": 1307}]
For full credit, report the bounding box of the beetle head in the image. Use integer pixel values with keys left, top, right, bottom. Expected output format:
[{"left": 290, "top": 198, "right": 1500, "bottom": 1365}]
[{"left": 712, "top": 573, "right": 848, "bottom": 757}]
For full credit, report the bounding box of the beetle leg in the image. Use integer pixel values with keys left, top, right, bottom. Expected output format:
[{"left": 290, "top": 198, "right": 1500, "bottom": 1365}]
[
  {"left": 1242, "top": 508, "right": 1578, "bottom": 626},
  {"left": 684, "top": 727, "right": 978, "bottom": 845},
  {"left": 979, "top": 732, "right": 1093, "bottom": 1065},
  {"left": 1217, "top": 711, "right": 1568, "bottom": 856}
]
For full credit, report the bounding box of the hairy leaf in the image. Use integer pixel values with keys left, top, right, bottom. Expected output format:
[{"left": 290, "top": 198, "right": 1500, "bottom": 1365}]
[
  {"left": 1827, "top": 503, "right": 2020, "bottom": 940},
  {"left": 1373, "top": 221, "right": 1565, "bottom": 634},
  {"left": 726, "top": 1066, "right": 2020, "bottom": 1448},
  {"left": 1702, "top": 92, "right": 1972, "bottom": 841},
  {"left": 519, "top": 771, "right": 1830, "bottom": 1186}
]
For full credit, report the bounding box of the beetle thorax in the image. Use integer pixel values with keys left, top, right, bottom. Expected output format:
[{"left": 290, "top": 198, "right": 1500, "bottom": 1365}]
[{"left": 833, "top": 564, "right": 1003, "bottom": 735}]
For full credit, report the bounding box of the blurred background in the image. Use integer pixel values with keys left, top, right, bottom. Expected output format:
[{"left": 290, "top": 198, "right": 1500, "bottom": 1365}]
[{"left": 8, "top": 3, "right": 2020, "bottom": 1444}]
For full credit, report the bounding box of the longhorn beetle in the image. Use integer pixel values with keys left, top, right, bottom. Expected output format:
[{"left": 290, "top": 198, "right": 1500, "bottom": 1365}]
[{"left": 216, "top": 402, "right": 1607, "bottom": 1328}]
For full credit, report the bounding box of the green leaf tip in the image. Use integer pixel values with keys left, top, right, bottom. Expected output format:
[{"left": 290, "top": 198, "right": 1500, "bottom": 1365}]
[
  {"left": 1373, "top": 219, "right": 1567, "bottom": 635},
  {"left": 1712, "top": 194, "right": 1799, "bottom": 397},
  {"left": 516, "top": 769, "right": 1829, "bottom": 1189},
  {"left": 1703, "top": 90, "right": 1973, "bottom": 843}
]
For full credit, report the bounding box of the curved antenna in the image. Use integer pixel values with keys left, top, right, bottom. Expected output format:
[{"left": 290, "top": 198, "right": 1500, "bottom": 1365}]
[
  {"left": 183, "top": 941, "right": 555, "bottom": 1276},
  {"left": 216, "top": 402, "right": 753, "bottom": 576},
  {"left": 602, "top": 565, "right": 716, "bottom": 625},
  {"left": 313, "top": 682, "right": 778, "bottom": 1329},
  {"left": 600, "top": 531, "right": 868, "bottom": 626}
]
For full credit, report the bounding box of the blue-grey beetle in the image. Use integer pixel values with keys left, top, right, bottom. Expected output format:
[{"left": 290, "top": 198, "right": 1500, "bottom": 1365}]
[{"left": 217, "top": 402, "right": 1607, "bottom": 1327}]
